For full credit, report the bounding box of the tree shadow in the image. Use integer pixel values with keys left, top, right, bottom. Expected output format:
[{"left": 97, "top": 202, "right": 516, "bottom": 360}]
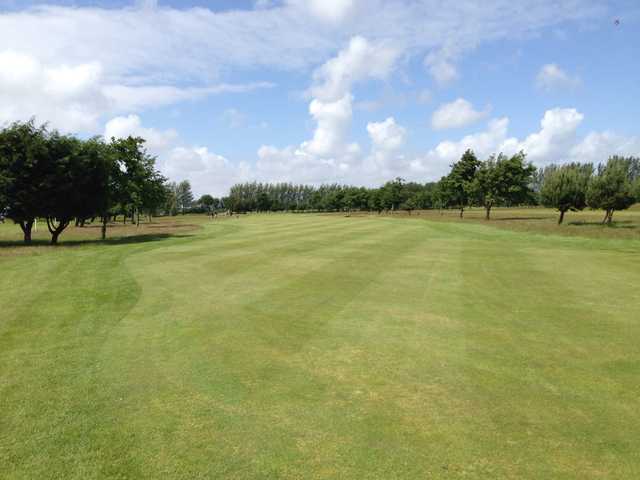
[
  {"left": 493, "top": 216, "right": 549, "bottom": 221},
  {"left": 567, "top": 220, "right": 637, "bottom": 229},
  {"left": 0, "top": 232, "right": 195, "bottom": 249}
]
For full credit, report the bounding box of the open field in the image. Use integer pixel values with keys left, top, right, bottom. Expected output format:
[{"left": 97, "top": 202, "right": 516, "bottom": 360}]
[{"left": 1, "top": 211, "right": 639, "bottom": 479}]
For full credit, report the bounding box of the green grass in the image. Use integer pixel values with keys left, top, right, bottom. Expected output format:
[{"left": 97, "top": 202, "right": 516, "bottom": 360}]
[{"left": 1, "top": 212, "right": 639, "bottom": 479}]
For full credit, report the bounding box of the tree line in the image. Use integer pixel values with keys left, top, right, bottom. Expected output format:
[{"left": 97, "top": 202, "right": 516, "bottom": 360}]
[
  {"left": 2, "top": 119, "right": 639, "bottom": 245},
  {"left": 0, "top": 120, "right": 169, "bottom": 244},
  {"left": 225, "top": 150, "right": 640, "bottom": 224}
]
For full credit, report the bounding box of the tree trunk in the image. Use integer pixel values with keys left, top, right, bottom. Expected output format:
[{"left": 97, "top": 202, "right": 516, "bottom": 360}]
[
  {"left": 102, "top": 216, "right": 108, "bottom": 240},
  {"left": 459, "top": 207, "right": 464, "bottom": 218},
  {"left": 558, "top": 209, "right": 566, "bottom": 224},
  {"left": 485, "top": 205, "right": 491, "bottom": 220},
  {"left": 20, "top": 220, "right": 34, "bottom": 244},
  {"left": 47, "top": 218, "right": 69, "bottom": 245},
  {"left": 607, "top": 209, "right": 614, "bottom": 225}
]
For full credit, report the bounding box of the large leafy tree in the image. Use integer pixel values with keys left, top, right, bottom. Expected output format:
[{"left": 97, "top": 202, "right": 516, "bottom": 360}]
[
  {"left": 0, "top": 120, "right": 50, "bottom": 243},
  {"left": 472, "top": 152, "right": 536, "bottom": 220},
  {"left": 540, "top": 163, "right": 593, "bottom": 224},
  {"left": 440, "top": 149, "right": 480, "bottom": 218},
  {"left": 586, "top": 156, "right": 636, "bottom": 224},
  {"left": 42, "top": 134, "right": 110, "bottom": 244}
]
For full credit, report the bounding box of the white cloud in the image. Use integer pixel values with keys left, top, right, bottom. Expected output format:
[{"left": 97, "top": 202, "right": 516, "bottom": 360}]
[
  {"left": 287, "top": 0, "right": 359, "bottom": 24},
  {"left": 367, "top": 117, "right": 407, "bottom": 152},
  {"left": 302, "top": 95, "right": 355, "bottom": 157},
  {"left": 102, "top": 82, "right": 274, "bottom": 114},
  {"left": 536, "top": 63, "right": 581, "bottom": 91},
  {"left": 412, "top": 107, "right": 595, "bottom": 178},
  {"left": 310, "top": 36, "right": 399, "bottom": 102},
  {"left": 0, "top": 1, "right": 605, "bottom": 84},
  {"left": 103, "top": 115, "right": 248, "bottom": 196},
  {"left": 431, "top": 98, "right": 489, "bottom": 130},
  {"left": 570, "top": 131, "right": 640, "bottom": 164},
  {"left": 254, "top": 36, "right": 399, "bottom": 183},
  {"left": 0, "top": 1, "right": 605, "bottom": 133},
  {"left": 0, "top": 49, "right": 274, "bottom": 133},
  {"left": 424, "top": 48, "right": 459, "bottom": 87},
  {"left": 516, "top": 107, "right": 584, "bottom": 163},
  {"left": 364, "top": 117, "right": 408, "bottom": 181},
  {"left": 103, "top": 106, "right": 640, "bottom": 196},
  {"left": 0, "top": 51, "right": 107, "bottom": 132},
  {"left": 104, "top": 114, "right": 178, "bottom": 153}
]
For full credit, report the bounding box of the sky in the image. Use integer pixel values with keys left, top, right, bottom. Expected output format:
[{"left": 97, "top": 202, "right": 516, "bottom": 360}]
[{"left": 0, "top": 0, "right": 639, "bottom": 196}]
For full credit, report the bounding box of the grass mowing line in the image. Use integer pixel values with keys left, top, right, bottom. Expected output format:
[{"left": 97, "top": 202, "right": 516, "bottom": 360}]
[{"left": 1, "top": 214, "right": 640, "bottom": 478}]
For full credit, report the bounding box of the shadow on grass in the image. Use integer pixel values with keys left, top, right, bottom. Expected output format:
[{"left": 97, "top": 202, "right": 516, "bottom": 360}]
[
  {"left": 0, "top": 232, "right": 195, "bottom": 249},
  {"left": 567, "top": 220, "right": 637, "bottom": 229},
  {"left": 493, "top": 216, "right": 549, "bottom": 221}
]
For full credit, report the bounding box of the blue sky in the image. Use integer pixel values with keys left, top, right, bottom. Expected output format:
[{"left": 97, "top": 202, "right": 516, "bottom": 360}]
[{"left": 0, "top": 0, "right": 638, "bottom": 195}]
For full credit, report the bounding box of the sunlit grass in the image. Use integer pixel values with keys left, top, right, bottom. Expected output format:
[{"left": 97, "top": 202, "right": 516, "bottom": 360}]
[{"left": 1, "top": 212, "right": 639, "bottom": 479}]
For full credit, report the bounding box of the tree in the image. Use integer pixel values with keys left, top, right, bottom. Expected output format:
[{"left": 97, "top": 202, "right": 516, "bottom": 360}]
[
  {"left": 0, "top": 120, "right": 50, "bottom": 243},
  {"left": 368, "top": 188, "right": 383, "bottom": 214},
  {"left": 472, "top": 152, "right": 536, "bottom": 220},
  {"left": 440, "top": 149, "right": 480, "bottom": 218},
  {"left": 540, "top": 163, "right": 593, "bottom": 224},
  {"left": 198, "top": 194, "right": 216, "bottom": 213},
  {"left": 587, "top": 156, "right": 636, "bottom": 224},
  {"left": 380, "top": 177, "right": 406, "bottom": 212},
  {"left": 42, "top": 134, "right": 110, "bottom": 244},
  {"left": 175, "top": 180, "right": 194, "bottom": 213}
]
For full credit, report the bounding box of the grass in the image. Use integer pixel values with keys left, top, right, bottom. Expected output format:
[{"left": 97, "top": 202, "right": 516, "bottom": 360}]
[{"left": 1, "top": 210, "right": 639, "bottom": 479}]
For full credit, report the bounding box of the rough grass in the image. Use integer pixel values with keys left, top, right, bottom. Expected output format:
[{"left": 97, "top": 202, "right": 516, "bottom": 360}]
[{"left": 1, "top": 211, "right": 639, "bottom": 479}]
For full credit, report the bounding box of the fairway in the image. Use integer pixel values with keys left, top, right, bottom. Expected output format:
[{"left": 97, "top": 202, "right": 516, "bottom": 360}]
[{"left": 1, "top": 214, "right": 639, "bottom": 479}]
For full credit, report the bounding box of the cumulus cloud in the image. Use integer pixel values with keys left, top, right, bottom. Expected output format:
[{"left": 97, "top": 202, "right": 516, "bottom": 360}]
[
  {"left": 0, "top": 51, "right": 107, "bottom": 132},
  {"left": 570, "top": 131, "right": 640, "bottom": 164},
  {"left": 104, "top": 115, "right": 178, "bottom": 153},
  {"left": 363, "top": 117, "right": 408, "bottom": 181},
  {"left": 310, "top": 36, "right": 399, "bottom": 102},
  {"left": 255, "top": 36, "right": 399, "bottom": 183},
  {"left": 0, "top": 0, "right": 606, "bottom": 134},
  {"left": 0, "top": 50, "right": 274, "bottom": 133},
  {"left": 367, "top": 117, "right": 407, "bottom": 152},
  {"left": 412, "top": 107, "right": 594, "bottom": 178},
  {"left": 103, "top": 106, "right": 640, "bottom": 196},
  {"left": 303, "top": 95, "right": 355, "bottom": 157},
  {"left": 536, "top": 64, "right": 581, "bottom": 91},
  {"left": 104, "top": 115, "right": 249, "bottom": 196},
  {"left": 431, "top": 98, "right": 489, "bottom": 130}
]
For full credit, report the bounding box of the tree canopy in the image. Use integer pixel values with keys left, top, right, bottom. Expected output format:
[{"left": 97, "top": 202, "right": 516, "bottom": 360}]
[{"left": 0, "top": 120, "right": 168, "bottom": 244}]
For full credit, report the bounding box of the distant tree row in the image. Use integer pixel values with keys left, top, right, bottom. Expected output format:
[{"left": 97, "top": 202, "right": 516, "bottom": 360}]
[
  {"left": 0, "top": 120, "right": 169, "bottom": 244},
  {"left": 223, "top": 150, "right": 640, "bottom": 224},
  {"left": 225, "top": 180, "right": 439, "bottom": 214}
]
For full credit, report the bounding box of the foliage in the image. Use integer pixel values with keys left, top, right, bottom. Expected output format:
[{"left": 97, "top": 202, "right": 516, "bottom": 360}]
[
  {"left": 0, "top": 120, "right": 50, "bottom": 243},
  {"left": 472, "top": 151, "right": 536, "bottom": 219},
  {"left": 0, "top": 121, "right": 167, "bottom": 244},
  {"left": 540, "top": 163, "right": 593, "bottom": 224},
  {"left": 586, "top": 156, "right": 637, "bottom": 224},
  {"left": 439, "top": 149, "right": 481, "bottom": 217}
]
